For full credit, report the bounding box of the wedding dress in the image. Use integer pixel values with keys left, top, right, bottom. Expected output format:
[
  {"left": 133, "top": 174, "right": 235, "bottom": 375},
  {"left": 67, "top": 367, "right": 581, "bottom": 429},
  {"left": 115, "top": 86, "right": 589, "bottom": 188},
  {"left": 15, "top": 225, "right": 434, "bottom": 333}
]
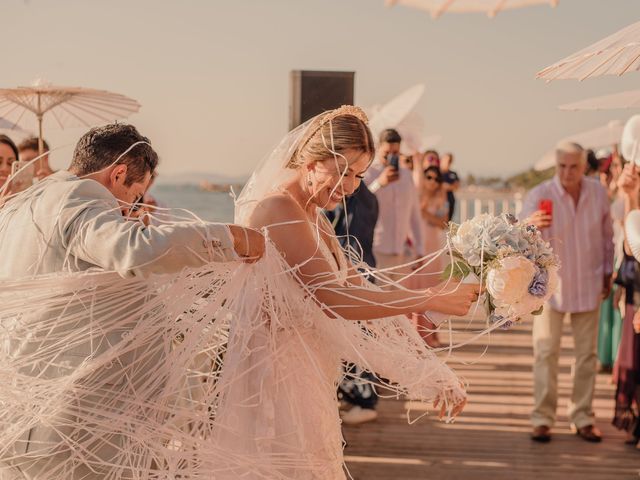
[{"left": 210, "top": 211, "right": 466, "bottom": 478}]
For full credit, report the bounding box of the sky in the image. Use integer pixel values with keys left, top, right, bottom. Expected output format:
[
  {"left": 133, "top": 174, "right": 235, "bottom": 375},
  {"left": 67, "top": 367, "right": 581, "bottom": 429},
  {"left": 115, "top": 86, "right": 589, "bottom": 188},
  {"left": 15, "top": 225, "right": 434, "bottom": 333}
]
[{"left": 3, "top": 0, "right": 640, "bottom": 180}]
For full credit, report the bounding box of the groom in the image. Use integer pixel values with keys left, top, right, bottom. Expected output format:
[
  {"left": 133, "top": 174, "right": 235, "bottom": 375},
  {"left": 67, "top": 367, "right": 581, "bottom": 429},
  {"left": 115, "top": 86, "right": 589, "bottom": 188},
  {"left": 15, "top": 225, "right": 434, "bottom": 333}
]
[
  {"left": 0, "top": 123, "right": 265, "bottom": 479},
  {"left": 0, "top": 123, "right": 265, "bottom": 278}
]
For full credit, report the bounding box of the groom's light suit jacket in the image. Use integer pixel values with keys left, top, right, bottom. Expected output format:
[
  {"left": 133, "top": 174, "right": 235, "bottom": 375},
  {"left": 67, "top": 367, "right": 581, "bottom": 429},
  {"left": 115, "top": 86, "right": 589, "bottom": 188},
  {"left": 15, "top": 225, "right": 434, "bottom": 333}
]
[{"left": 0, "top": 171, "right": 237, "bottom": 478}]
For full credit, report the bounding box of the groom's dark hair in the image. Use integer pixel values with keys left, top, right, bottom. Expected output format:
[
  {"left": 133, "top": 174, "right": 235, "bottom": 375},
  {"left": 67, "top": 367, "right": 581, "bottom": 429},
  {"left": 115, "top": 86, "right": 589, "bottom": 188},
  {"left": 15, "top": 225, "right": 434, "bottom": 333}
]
[{"left": 70, "top": 123, "right": 158, "bottom": 185}]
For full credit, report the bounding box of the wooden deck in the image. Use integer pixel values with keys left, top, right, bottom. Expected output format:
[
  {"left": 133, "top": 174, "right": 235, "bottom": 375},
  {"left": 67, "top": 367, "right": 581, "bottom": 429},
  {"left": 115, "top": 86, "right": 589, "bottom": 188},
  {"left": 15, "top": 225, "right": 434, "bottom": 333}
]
[{"left": 343, "top": 319, "right": 639, "bottom": 479}]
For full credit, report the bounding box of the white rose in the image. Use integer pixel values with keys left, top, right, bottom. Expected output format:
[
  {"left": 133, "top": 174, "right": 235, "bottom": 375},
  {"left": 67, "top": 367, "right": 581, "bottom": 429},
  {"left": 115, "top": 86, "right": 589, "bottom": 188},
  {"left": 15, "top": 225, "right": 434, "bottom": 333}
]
[
  {"left": 520, "top": 314, "right": 534, "bottom": 323},
  {"left": 452, "top": 220, "right": 473, "bottom": 252},
  {"left": 493, "top": 295, "right": 543, "bottom": 321},
  {"left": 457, "top": 220, "right": 474, "bottom": 238},
  {"left": 486, "top": 256, "right": 537, "bottom": 306},
  {"left": 511, "top": 294, "right": 544, "bottom": 318}
]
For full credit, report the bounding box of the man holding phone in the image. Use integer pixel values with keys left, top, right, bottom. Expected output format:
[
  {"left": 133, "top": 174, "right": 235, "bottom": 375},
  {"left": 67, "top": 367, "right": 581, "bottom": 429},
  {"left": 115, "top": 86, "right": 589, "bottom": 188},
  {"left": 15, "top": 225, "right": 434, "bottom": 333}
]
[
  {"left": 520, "top": 142, "right": 614, "bottom": 444},
  {"left": 365, "top": 128, "right": 425, "bottom": 279}
]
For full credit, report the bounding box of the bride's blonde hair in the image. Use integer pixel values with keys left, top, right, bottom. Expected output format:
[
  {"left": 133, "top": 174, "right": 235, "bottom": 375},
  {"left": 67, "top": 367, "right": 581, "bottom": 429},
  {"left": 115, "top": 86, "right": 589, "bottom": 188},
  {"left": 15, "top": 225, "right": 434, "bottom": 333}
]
[{"left": 287, "top": 106, "right": 374, "bottom": 169}]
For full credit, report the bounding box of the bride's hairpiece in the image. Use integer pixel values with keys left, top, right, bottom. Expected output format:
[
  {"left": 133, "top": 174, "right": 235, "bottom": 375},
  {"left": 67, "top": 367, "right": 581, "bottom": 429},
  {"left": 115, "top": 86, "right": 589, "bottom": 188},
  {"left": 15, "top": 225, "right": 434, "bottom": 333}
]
[
  {"left": 320, "top": 105, "right": 369, "bottom": 126},
  {"left": 298, "top": 106, "right": 368, "bottom": 148}
]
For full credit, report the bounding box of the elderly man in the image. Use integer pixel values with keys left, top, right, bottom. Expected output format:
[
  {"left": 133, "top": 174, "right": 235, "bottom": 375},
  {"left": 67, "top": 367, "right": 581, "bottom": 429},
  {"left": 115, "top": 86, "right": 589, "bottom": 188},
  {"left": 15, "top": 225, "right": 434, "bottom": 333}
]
[
  {"left": 0, "top": 123, "right": 265, "bottom": 479},
  {"left": 521, "top": 142, "right": 614, "bottom": 443}
]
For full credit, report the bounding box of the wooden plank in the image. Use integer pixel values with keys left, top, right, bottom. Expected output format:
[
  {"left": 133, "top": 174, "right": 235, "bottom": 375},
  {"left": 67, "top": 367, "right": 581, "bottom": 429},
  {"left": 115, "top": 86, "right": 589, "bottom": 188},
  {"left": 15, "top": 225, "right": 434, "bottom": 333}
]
[{"left": 344, "top": 319, "right": 640, "bottom": 479}]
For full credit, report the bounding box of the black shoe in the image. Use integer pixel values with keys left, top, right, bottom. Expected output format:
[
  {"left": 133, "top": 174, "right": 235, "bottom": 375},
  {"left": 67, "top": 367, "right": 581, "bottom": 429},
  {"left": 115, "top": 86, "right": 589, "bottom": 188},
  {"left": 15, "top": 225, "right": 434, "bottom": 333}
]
[
  {"left": 531, "top": 425, "right": 551, "bottom": 443},
  {"left": 597, "top": 363, "right": 613, "bottom": 374},
  {"left": 575, "top": 425, "right": 602, "bottom": 443}
]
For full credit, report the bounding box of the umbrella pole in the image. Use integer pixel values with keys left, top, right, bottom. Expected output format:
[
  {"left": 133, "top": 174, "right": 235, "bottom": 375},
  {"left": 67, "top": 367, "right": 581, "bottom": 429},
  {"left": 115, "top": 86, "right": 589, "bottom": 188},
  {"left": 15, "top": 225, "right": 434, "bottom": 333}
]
[
  {"left": 37, "top": 92, "right": 44, "bottom": 172},
  {"left": 37, "top": 115, "right": 44, "bottom": 173},
  {"left": 37, "top": 116, "right": 43, "bottom": 155}
]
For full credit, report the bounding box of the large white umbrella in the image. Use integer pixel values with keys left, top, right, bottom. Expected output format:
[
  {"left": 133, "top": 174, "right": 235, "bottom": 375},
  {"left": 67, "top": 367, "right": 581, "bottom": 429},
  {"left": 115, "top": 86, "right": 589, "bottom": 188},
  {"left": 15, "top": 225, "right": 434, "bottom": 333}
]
[
  {"left": 368, "top": 85, "right": 444, "bottom": 153},
  {"left": 559, "top": 89, "right": 640, "bottom": 111},
  {"left": 368, "top": 84, "right": 425, "bottom": 138},
  {"left": 367, "top": 85, "right": 440, "bottom": 154},
  {"left": 534, "top": 119, "right": 623, "bottom": 170},
  {"left": 537, "top": 20, "right": 640, "bottom": 81},
  {"left": 367, "top": 84, "right": 442, "bottom": 153},
  {"left": 0, "top": 79, "right": 141, "bottom": 155},
  {"left": 421, "top": 133, "right": 443, "bottom": 149},
  {"left": 384, "top": 0, "right": 558, "bottom": 18},
  {"left": 394, "top": 111, "right": 431, "bottom": 153},
  {"left": 559, "top": 120, "right": 624, "bottom": 148},
  {"left": 534, "top": 150, "right": 556, "bottom": 171}
]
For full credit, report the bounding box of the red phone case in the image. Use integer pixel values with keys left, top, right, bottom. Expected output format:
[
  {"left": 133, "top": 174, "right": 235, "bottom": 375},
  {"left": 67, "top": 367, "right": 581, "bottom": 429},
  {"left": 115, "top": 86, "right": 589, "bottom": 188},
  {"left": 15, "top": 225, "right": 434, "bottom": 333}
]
[{"left": 539, "top": 199, "right": 553, "bottom": 217}]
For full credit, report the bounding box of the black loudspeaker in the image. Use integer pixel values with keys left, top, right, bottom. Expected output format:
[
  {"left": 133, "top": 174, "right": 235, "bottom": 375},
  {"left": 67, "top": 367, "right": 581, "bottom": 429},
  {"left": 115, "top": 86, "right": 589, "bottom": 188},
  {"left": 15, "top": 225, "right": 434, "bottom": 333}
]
[{"left": 289, "top": 70, "right": 355, "bottom": 130}]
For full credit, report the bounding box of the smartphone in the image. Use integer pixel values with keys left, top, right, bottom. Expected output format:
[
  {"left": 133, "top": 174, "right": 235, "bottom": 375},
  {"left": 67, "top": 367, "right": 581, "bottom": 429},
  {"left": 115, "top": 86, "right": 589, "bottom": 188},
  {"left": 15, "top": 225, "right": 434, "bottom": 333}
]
[
  {"left": 539, "top": 199, "right": 553, "bottom": 218},
  {"left": 9, "top": 161, "right": 35, "bottom": 193},
  {"left": 388, "top": 154, "right": 399, "bottom": 171}
]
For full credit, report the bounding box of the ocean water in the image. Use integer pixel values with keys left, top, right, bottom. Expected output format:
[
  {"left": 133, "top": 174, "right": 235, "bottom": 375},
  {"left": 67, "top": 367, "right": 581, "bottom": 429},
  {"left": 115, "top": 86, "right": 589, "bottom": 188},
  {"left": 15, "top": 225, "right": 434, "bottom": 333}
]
[
  {"left": 151, "top": 185, "right": 236, "bottom": 223},
  {"left": 150, "top": 185, "right": 519, "bottom": 226}
]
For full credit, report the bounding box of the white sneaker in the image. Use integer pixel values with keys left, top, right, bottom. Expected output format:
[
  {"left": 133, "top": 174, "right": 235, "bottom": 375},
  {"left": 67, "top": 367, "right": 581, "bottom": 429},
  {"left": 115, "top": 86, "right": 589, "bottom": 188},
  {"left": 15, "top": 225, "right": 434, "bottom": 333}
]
[{"left": 340, "top": 406, "right": 378, "bottom": 425}]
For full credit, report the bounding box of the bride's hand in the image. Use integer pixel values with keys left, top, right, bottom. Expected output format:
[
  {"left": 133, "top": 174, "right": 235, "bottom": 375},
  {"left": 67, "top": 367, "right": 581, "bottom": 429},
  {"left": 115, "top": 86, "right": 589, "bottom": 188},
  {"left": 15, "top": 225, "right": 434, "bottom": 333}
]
[
  {"left": 426, "top": 281, "right": 480, "bottom": 317},
  {"left": 433, "top": 388, "right": 467, "bottom": 420}
]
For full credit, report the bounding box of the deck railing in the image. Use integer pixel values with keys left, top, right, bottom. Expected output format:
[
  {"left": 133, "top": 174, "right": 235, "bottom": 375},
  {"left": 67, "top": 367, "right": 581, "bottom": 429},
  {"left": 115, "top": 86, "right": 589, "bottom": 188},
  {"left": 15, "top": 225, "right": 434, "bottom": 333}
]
[{"left": 453, "top": 188, "right": 524, "bottom": 223}]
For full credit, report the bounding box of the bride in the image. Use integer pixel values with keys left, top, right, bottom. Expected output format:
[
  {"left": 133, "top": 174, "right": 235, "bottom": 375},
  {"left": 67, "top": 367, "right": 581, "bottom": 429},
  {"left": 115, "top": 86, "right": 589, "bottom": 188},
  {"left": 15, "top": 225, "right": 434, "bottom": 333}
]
[{"left": 214, "top": 105, "right": 480, "bottom": 478}]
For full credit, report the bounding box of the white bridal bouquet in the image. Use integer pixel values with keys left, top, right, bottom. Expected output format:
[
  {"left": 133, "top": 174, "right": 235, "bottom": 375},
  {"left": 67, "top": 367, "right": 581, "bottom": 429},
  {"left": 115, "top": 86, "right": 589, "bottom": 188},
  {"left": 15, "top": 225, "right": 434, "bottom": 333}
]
[{"left": 445, "top": 213, "right": 560, "bottom": 328}]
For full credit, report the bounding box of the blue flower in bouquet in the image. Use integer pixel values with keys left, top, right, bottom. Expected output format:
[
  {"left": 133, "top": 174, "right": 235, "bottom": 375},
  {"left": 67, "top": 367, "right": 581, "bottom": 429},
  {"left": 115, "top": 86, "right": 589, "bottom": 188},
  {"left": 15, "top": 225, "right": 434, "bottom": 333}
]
[
  {"left": 501, "top": 319, "right": 514, "bottom": 329},
  {"left": 452, "top": 214, "right": 516, "bottom": 266},
  {"left": 504, "top": 213, "right": 518, "bottom": 225},
  {"left": 489, "top": 313, "right": 514, "bottom": 330},
  {"left": 502, "top": 230, "right": 530, "bottom": 254},
  {"left": 528, "top": 268, "right": 549, "bottom": 298}
]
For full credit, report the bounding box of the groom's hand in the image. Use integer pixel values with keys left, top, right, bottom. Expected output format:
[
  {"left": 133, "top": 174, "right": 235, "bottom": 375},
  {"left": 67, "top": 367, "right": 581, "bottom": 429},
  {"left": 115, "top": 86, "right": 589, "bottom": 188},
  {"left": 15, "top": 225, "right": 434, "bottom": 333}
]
[{"left": 228, "top": 225, "right": 266, "bottom": 263}]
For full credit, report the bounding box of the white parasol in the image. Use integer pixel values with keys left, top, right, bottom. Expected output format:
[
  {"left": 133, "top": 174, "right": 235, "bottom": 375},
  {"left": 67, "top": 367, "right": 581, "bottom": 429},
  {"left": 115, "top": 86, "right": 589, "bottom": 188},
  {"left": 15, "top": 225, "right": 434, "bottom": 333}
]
[
  {"left": 384, "top": 0, "right": 558, "bottom": 18},
  {"left": 368, "top": 84, "right": 426, "bottom": 140},
  {"left": 534, "top": 119, "right": 623, "bottom": 170},
  {"left": 537, "top": 20, "right": 640, "bottom": 81},
  {"left": 0, "top": 79, "right": 141, "bottom": 154},
  {"left": 559, "top": 89, "right": 640, "bottom": 111}
]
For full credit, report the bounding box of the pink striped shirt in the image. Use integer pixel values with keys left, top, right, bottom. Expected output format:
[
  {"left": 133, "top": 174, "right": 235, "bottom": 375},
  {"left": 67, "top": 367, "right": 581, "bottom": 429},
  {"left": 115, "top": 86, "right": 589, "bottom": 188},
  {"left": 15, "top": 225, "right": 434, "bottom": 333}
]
[{"left": 520, "top": 176, "right": 614, "bottom": 313}]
